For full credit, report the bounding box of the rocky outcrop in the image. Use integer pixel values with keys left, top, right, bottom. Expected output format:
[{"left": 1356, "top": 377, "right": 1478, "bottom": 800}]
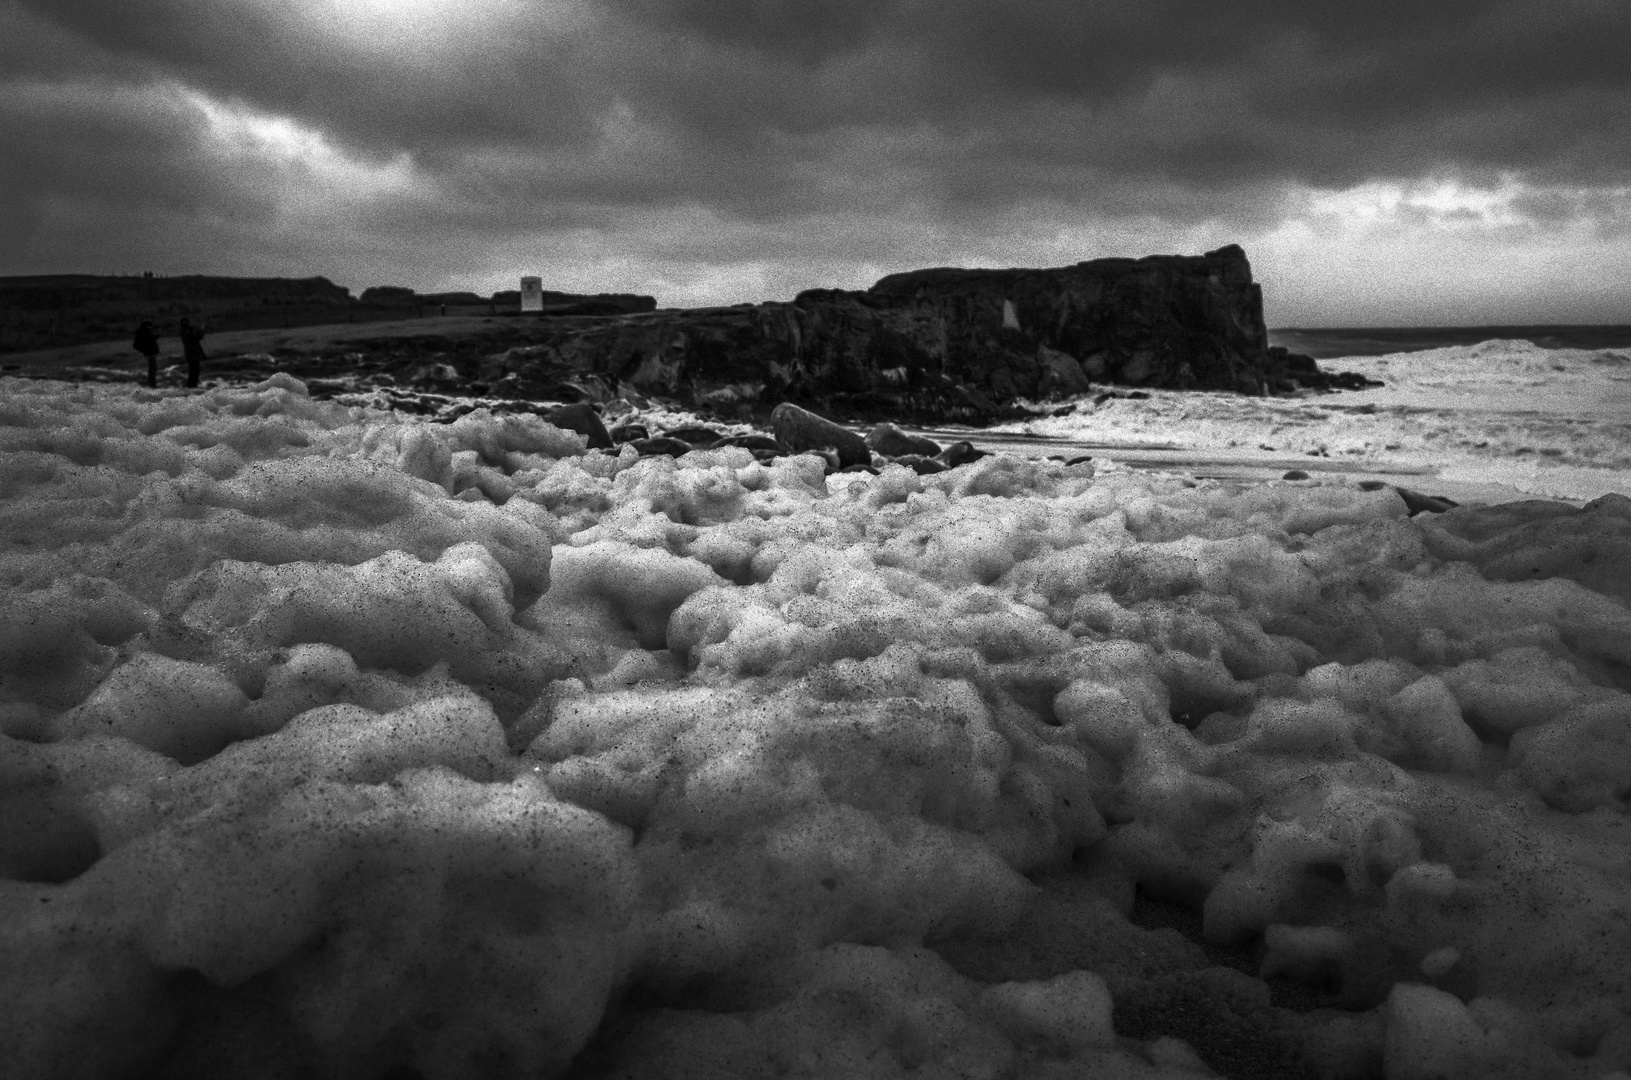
[
  {"left": 476, "top": 246, "right": 1371, "bottom": 422},
  {"left": 546, "top": 403, "right": 613, "bottom": 449},
  {"left": 860, "top": 244, "right": 1271, "bottom": 396},
  {"left": 866, "top": 422, "right": 942, "bottom": 458},
  {"left": 1261, "top": 346, "right": 1380, "bottom": 392}
]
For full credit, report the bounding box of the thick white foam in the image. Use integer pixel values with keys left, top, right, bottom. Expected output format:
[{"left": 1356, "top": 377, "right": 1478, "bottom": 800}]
[{"left": 1003, "top": 340, "right": 1631, "bottom": 503}]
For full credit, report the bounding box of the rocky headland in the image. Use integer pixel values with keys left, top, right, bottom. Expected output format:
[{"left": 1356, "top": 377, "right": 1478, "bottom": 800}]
[{"left": 479, "top": 245, "right": 1375, "bottom": 424}]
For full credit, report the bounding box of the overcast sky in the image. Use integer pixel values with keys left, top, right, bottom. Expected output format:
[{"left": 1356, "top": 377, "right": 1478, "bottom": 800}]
[{"left": 2, "top": 0, "right": 1628, "bottom": 326}]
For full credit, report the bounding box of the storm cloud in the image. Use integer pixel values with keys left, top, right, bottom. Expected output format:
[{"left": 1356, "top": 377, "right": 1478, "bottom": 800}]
[{"left": 3, "top": 0, "right": 1628, "bottom": 323}]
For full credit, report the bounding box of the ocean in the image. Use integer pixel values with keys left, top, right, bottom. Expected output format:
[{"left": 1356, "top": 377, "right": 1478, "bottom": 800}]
[
  {"left": 1268, "top": 324, "right": 1631, "bottom": 359},
  {"left": 955, "top": 330, "right": 1631, "bottom": 506}
]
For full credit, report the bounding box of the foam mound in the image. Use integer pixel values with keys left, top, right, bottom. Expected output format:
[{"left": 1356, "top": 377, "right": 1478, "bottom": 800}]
[{"left": 3, "top": 375, "right": 1630, "bottom": 1080}]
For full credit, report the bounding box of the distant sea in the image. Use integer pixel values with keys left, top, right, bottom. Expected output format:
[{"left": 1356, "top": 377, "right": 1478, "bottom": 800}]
[{"left": 1268, "top": 324, "right": 1631, "bottom": 360}]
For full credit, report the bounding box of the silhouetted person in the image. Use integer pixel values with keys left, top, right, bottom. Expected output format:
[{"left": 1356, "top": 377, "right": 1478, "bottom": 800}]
[
  {"left": 132, "top": 321, "right": 160, "bottom": 387},
  {"left": 178, "top": 318, "right": 207, "bottom": 388}
]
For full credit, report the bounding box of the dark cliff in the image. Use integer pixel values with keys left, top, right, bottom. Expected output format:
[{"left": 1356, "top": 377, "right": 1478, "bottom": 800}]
[
  {"left": 862, "top": 244, "right": 1269, "bottom": 394},
  {"left": 476, "top": 246, "right": 1357, "bottom": 421}
]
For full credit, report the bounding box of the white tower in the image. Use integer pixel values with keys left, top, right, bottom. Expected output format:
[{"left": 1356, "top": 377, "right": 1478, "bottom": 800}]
[{"left": 520, "top": 276, "right": 543, "bottom": 312}]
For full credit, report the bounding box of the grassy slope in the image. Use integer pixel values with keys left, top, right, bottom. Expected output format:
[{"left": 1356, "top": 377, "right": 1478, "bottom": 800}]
[{"left": 0, "top": 314, "right": 544, "bottom": 379}]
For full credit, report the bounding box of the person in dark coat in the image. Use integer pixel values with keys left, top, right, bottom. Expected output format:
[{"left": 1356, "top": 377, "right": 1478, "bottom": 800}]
[
  {"left": 178, "top": 318, "right": 207, "bottom": 388},
  {"left": 132, "top": 321, "right": 160, "bottom": 387}
]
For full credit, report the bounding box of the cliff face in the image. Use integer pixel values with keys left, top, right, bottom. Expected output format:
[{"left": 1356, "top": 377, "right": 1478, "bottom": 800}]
[
  {"left": 862, "top": 243, "right": 1269, "bottom": 394},
  {"left": 479, "top": 246, "right": 1334, "bottom": 421}
]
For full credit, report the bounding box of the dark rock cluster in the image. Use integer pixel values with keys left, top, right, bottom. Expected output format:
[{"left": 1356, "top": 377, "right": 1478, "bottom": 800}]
[
  {"left": 1261, "top": 346, "right": 1382, "bottom": 393},
  {"left": 476, "top": 246, "right": 1378, "bottom": 424},
  {"left": 549, "top": 401, "right": 1003, "bottom": 477}
]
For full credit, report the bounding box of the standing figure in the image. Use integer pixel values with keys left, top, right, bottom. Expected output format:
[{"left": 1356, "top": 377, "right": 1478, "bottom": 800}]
[
  {"left": 132, "top": 321, "right": 160, "bottom": 387},
  {"left": 178, "top": 318, "right": 207, "bottom": 388}
]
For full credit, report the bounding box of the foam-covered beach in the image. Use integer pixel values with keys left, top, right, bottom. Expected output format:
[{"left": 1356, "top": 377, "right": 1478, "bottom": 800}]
[
  {"left": 1006, "top": 339, "right": 1631, "bottom": 506},
  {"left": 4, "top": 359, "right": 1631, "bottom": 1080}
]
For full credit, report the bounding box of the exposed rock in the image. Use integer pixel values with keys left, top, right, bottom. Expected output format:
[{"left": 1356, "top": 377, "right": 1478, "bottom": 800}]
[
  {"left": 1262, "top": 346, "right": 1383, "bottom": 393},
  {"left": 14, "top": 251, "right": 1388, "bottom": 438},
  {"left": 608, "top": 423, "right": 648, "bottom": 443},
  {"left": 1393, "top": 487, "right": 1459, "bottom": 515},
  {"left": 896, "top": 455, "right": 947, "bottom": 475},
  {"left": 1359, "top": 480, "right": 1459, "bottom": 514},
  {"left": 771, "top": 403, "right": 871, "bottom": 469},
  {"left": 935, "top": 441, "right": 987, "bottom": 469},
  {"left": 407, "top": 362, "right": 463, "bottom": 389},
  {"left": 47, "top": 249, "right": 1370, "bottom": 429},
  {"left": 716, "top": 433, "right": 783, "bottom": 453},
  {"left": 548, "top": 403, "right": 612, "bottom": 449},
  {"left": 866, "top": 422, "right": 942, "bottom": 458},
  {"left": 628, "top": 437, "right": 696, "bottom": 458},
  {"left": 864, "top": 245, "right": 1270, "bottom": 395},
  {"left": 1038, "top": 345, "right": 1094, "bottom": 397},
  {"left": 472, "top": 246, "right": 1373, "bottom": 424},
  {"left": 1094, "top": 389, "right": 1151, "bottom": 406}
]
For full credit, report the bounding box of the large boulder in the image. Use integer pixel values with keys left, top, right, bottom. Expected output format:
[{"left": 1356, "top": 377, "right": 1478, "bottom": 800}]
[
  {"left": 866, "top": 422, "right": 941, "bottom": 458},
  {"left": 771, "top": 403, "right": 871, "bottom": 469},
  {"left": 548, "top": 403, "right": 613, "bottom": 449},
  {"left": 1038, "top": 345, "right": 1094, "bottom": 397}
]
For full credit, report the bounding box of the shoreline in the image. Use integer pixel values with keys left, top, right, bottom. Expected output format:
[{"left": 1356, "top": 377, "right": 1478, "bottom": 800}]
[
  {"left": 10, "top": 320, "right": 1631, "bottom": 508},
  {"left": 4, "top": 369, "right": 1597, "bottom": 511}
]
